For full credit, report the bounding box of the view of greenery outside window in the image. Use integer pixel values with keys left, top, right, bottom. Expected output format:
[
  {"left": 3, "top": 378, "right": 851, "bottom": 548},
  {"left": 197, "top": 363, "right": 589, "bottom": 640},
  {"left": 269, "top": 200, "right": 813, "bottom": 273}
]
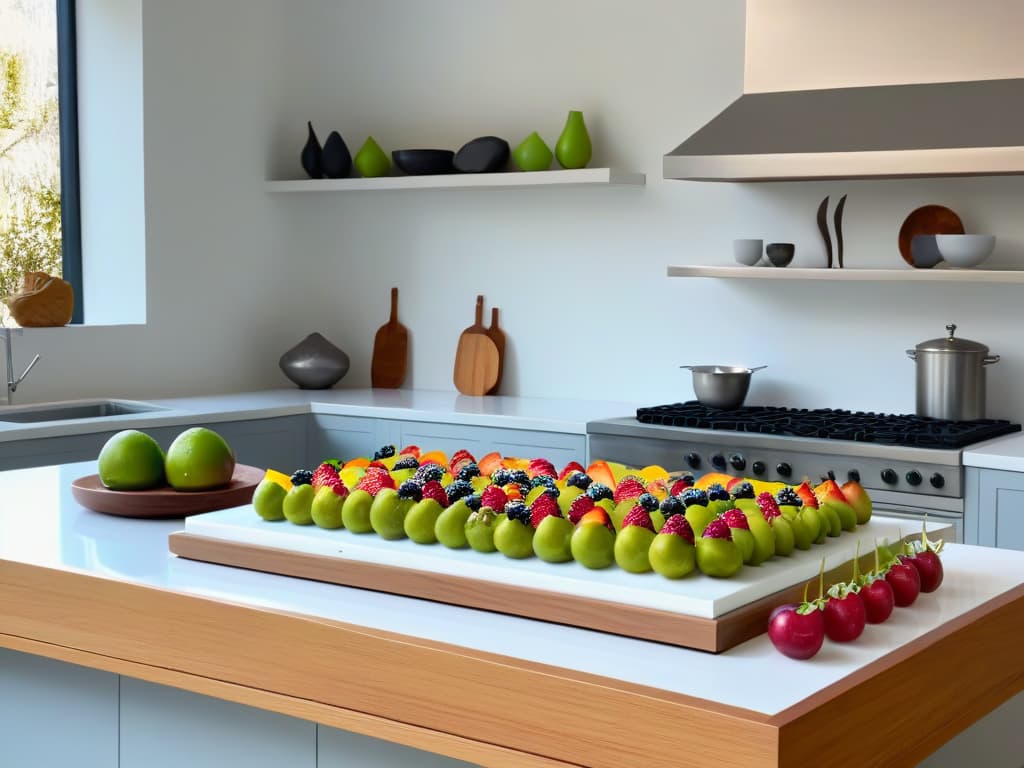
[{"left": 0, "top": 0, "right": 72, "bottom": 327}]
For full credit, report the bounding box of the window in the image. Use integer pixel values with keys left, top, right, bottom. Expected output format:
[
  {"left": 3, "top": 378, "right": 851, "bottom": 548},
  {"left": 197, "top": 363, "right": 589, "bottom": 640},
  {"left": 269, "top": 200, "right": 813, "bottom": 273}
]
[{"left": 0, "top": 0, "right": 81, "bottom": 325}]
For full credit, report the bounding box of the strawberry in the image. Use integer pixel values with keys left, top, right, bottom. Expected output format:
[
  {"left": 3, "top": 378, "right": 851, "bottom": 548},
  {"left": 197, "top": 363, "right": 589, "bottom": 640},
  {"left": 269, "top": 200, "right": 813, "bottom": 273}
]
[
  {"left": 421, "top": 480, "right": 449, "bottom": 508},
  {"left": 578, "top": 508, "right": 614, "bottom": 531},
  {"left": 366, "top": 460, "right": 389, "bottom": 471},
  {"left": 480, "top": 485, "right": 508, "bottom": 511},
  {"left": 449, "top": 449, "right": 475, "bottom": 475},
  {"left": 528, "top": 457, "right": 557, "bottom": 479},
  {"left": 558, "top": 461, "right": 585, "bottom": 481},
  {"left": 363, "top": 465, "right": 391, "bottom": 477},
  {"left": 702, "top": 517, "right": 733, "bottom": 540},
  {"left": 795, "top": 481, "right": 819, "bottom": 509},
  {"left": 622, "top": 505, "right": 655, "bottom": 532},
  {"left": 756, "top": 492, "right": 781, "bottom": 521},
  {"left": 613, "top": 475, "right": 647, "bottom": 504},
  {"left": 659, "top": 513, "right": 694, "bottom": 544},
  {"left": 529, "top": 494, "right": 561, "bottom": 528},
  {"left": 325, "top": 477, "right": 349, "bottom": 498},
  {"left": 355, "top": 472, "right": 395, "bottom": 496},
  {"left": 567, "top": 494, "right": 596, "bottom": 524},
  {"left": 670, "top": 476, "right": 695, "bottom": 496},
  {"left": 399, "top": 445, "right": 420, "bottom": 457},
  {"left": 721, "top": 508, "right": 750, "bottom": 530},
  {"left": 311, "top": 462, "right": 340, "bottom": 489}
]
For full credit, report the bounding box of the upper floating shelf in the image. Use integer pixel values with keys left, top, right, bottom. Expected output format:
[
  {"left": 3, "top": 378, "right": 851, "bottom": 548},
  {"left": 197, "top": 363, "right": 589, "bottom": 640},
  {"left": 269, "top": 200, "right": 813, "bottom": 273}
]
[
  {"left": 266, "top": 168, "right": 645, "bottom": 193},
  {"left": 667, "top": 265, "right": 1024, "bottom": 283}
]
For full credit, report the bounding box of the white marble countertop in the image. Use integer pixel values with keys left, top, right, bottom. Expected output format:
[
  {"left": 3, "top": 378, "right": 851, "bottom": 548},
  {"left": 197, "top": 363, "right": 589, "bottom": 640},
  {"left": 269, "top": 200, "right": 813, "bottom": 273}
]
[
  {"left": 0, "top": 388, "right": 641, "bottom": 442},
  {"left": 963, "top": 432, "right": 1024, "bottom": 472},
  {"left": 2, "top": 460, "right": 1022, "bottom": 717}
]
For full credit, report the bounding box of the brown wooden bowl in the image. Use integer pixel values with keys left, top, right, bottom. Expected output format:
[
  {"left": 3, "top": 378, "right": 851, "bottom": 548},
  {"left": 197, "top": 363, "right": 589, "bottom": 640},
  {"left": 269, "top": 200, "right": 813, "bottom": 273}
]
[{"left": 898, "top": 205, "right": 964, "bottom": 267}]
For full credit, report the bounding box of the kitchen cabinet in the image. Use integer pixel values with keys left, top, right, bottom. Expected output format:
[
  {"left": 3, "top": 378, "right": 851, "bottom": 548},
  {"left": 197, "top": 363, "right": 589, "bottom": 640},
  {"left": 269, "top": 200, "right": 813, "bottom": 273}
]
[
  {"left": 0, "top": 649, "right": 118, "bottom": 768},
  {"left": 306, "top": 414, "right": 384, "bottom": 465},
  {"left": 966, "top": 467, "right": 1024, "bottom": 551},
  {"left": 317, "top": 724, "right": 475, "bottom": 768}
]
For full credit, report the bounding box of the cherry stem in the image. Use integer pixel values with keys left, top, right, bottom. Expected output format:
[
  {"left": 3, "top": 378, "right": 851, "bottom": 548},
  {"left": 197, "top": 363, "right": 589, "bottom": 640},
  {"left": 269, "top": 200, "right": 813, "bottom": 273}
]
[
  {"left": 818, "top": 557, "right": 825, "bottom": 601},
  {"left": 803, "top": 581, "right": 809, "bottom": 603},
  {"left": 852, "top": 540, "right": 861, "bottom": 582},
  {"left": 874, "top": 537, "right": 881, "bottom": 574}
]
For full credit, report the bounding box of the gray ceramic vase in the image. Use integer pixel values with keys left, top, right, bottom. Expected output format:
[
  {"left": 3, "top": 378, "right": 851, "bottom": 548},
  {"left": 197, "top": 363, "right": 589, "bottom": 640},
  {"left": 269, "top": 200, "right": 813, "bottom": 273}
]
[{"left": 279, "top": 332, "right": 350, "bottom": 389}]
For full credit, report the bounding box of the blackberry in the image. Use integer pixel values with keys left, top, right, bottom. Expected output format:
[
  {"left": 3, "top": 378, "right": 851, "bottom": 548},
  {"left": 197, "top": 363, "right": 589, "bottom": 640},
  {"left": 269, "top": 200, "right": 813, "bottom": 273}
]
[
  {"left": 707, "top": 483, "right": 731, "bottom": 502},
  {"left": 776, "top": 487, "right": 803, "bottom": 508},
  {"left": 510, "top": 470, "right": 531, "bottom": 487},
  {"left": 393, "top": 456, "right": 419, "bottom": 471},
  {"left": 373, "top": 445, "right": 396, "bottom": 460},
  {"left": 290, "top": 469, "right": 314, "bottom": 486},
  {"left": 730, "top": 481, "right": 755, "bottom": 500},
  {"left": 414, "top": 464, "right": 444, "bottom": 483},
  {"left": 542, "top": 486, "right": 560, "bottom": 500},
  {"left": 566, "top": 472, "right": 592, "bottom": 490},
  {"left": 660, "top": 495, "right": 685, "bottom": 517},
  {"left": 491, "top": 468, "right": 514, "bottom": 487},
  {"left": 586, "top": 482, "right": 613, "bottom": 502},
  {"left": 446, "top": 479, "right": 474, "bottom": 503},
  {"left": 531, "top": 475, "right": 557, "bottom": 490},
  {"left": 397, "top": 481, "right": 423, "bottom": 501},
  {"left": 504, "top": 500, "right": 530, "bottom": 525},
  {"left": 456, "top": 462, "right": 480, "bottom": 481},
  {"left": 637, "top": 492, "right": 660, "bottom": 512},
  {"left": 464, "top": 493, "right": 482, "bottom": 512},
  {"left": 681, "top": 488, "right": 708, "bottom": 508}
]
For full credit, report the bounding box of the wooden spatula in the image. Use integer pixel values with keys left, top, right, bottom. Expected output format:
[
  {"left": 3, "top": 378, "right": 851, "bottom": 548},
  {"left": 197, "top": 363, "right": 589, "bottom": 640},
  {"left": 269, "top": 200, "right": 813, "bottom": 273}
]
[
  {"left": 485, "top": 306, "right": 506, "bottom": 395},
  {"left": 371, "top": 287, "right": 408, "bottom": 388},
  {"left": 453, "top": 295, "right": 499, "bottom": 396}
]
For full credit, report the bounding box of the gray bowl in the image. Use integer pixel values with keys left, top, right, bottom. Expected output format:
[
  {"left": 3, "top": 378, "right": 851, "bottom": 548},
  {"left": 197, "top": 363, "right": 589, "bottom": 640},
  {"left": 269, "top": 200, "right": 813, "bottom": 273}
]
[
  {"left": 680, "top": 365, "right": 766, "bottom": 410},
  {"left": 910, "top": 235, "right": 943, "bottom": 268},
  {"left": 279, "top": 332, "right": 350, "bottom": 389}
]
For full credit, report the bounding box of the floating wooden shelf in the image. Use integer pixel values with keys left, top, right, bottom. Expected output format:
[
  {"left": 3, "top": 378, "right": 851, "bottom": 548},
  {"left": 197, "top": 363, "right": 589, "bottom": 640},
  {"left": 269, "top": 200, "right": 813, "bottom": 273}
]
[
  {"left": 667, "top": 265, "right": 1024, "bottom": 283},
  {"left": 267, "top": 168, "right": 645, "bottom": 193}
]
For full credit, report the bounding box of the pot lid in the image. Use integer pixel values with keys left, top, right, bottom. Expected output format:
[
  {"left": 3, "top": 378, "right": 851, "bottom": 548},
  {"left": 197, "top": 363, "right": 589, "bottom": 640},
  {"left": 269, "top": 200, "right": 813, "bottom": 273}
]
[{"left": 915, "top": 323, "right": 990, "bottom": 354}]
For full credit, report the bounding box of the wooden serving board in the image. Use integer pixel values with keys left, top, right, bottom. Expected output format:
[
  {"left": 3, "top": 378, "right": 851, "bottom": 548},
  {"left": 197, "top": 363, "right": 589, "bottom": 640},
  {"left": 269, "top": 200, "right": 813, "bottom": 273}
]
[
  {"left": 370, "top": 287, "right": 408, "bottom": 388},
  {"left": 452, "top": 295, "right": 499, "bottom": 396},
  {"left": 169, "top": 508, "right": 951, "bottom": 653},
  {"left": 72, "top": 465, "right": 264, "bottom": 519}
]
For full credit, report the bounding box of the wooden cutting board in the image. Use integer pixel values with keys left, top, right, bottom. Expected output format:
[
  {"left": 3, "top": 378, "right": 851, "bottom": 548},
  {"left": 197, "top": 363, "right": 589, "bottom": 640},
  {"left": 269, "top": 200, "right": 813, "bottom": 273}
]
[
  {"left": 485, "top": 306, "right": 506, "bottom": 395},
  {"left": 371, "top": 287, "right": 408, "bottom": 388},
  {"left": 453, "top": 295, "right": 499, "bottom": 396}
]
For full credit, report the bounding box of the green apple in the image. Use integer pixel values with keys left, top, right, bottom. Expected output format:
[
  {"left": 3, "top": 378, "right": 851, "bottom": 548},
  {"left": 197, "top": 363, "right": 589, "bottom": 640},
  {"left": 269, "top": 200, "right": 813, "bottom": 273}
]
[
  {"left": 464, "top": 508, "right": 500, "bottom": 553},
  {"left": 570, "top": 522, "right": 615, "bottom": 569},
  {"left": 556, "top": 486, "right": 584, "bottom": 516},
  {"left": 532, "top": 515, "right": 575, "bottom": 563},
  {"left": 435, "top": 499, "right": 473, "bottom": 548},
  {"left": 741, "top": 510, "right": 776, "bottom": 566},
  {"left": 614, "top": 525, "right": 656, "bottom": 573},
  {"left": 310, "top": 485, "right": 346, "bottom": 529},
  {"left": 340, "top": 489, "right": 374, "bottom": 533},
  {"left": 404, "top": 498, "right": 444, "bottom": 544},
  {"left": 771, "top": 516, "right": 796, "bottom": 556},
  {"left": 649, "top": 533, "right": 696, "bottom": 579},
  {"left": 370, "top": 488, "right": 412, "bottom": 540},
  {"left": 494, "top": 517, "right": 534, "bottom": 559},
  {"left": 282, "top": 484, "right": 315, "bottom": 525},
  {"left": 684, "top": 504, "right": 716, "bottom": 537},
  {"left": 252, "top": 478, "right": 286, "bottom": 521},
  {"left": 695, "top": 537, "right": 743, "bottom": 578}
]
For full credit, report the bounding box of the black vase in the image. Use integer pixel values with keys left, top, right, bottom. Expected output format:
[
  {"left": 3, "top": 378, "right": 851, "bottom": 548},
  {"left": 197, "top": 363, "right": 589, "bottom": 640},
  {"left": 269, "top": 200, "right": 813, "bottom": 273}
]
[
  {"left": 454, "top": 136, "right": 510, "bottom": 173},
  {"left": 300, "top": 121, "right": 324, "bottom": 179},
  {"left": 322, "top": 131, "right": 352, "bottom": 178}
]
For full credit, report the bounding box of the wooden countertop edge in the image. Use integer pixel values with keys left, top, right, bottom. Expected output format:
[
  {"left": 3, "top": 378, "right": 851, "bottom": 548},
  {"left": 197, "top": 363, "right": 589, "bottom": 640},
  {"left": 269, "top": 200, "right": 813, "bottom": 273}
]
[{"left": 0, "top": 632, "right": 579, "bottom": 768}]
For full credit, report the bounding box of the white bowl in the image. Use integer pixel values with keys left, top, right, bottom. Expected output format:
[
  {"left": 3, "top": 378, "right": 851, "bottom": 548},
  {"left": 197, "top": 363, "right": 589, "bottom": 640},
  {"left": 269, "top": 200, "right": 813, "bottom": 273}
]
[{"left": 934, "top": 234, "right": 995, "bottom": 268}]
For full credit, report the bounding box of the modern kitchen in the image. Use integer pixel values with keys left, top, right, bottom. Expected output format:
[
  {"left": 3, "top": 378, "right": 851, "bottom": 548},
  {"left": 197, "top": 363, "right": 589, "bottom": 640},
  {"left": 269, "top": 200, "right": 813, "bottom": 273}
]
[{"left": 3, "top": 1, "right": 1024, "bottom": 767}]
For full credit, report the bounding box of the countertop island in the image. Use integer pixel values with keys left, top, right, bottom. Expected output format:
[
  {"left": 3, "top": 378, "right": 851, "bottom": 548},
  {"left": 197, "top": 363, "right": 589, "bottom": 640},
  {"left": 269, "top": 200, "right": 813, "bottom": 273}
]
[{"left": 1, "top": 462, "right": 1023, "bottom": 767}]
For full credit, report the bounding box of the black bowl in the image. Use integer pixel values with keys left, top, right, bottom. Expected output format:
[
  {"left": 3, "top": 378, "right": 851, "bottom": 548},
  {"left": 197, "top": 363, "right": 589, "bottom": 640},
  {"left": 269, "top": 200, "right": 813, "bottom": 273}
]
[
  {"left": 765, "top": 242, "right": 795, "bottom": 267},
  {"left": 392, "top": 149, "right": 455, "bottom": 176},
  {"left": 454, "top": 136, "right": 510, "bottom": 173}
]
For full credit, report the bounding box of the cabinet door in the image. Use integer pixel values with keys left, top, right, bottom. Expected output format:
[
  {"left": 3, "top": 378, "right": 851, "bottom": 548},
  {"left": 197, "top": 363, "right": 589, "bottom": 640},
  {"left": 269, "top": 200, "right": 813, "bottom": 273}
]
[
  {"left": 0, "top": 432, "right": 116, "bottom": 471},
  {"left": 394, "top": 420, "right": 586, "bottom": 468},
  {"left": 317, "top": 723, "right": 478, "bottom": 767},
  {"left": 119, "top": 677, "right": 315, "bottom": 768},
  {"left": 0, "top": 649, "right": 118, "bottom": 768},
  {"left": 975, "top": 468, "right": 1024, "bottom": 551},
  {"left": 189, "top": 416, "right": 307, "bottom": 471},
  {"left": 307, "top": 414, "right": 384, "bottom": 465}
]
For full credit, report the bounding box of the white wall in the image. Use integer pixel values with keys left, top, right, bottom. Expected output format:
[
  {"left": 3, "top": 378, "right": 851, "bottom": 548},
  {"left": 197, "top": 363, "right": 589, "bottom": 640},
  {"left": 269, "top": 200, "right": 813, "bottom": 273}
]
[{"left": 270, "top": 0, "right": 1024, "bottom": 420}]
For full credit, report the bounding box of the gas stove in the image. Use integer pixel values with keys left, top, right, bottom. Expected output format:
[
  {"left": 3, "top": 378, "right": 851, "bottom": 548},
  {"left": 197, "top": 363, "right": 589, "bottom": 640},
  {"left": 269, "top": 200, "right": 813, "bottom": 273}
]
[{"left": 588, "top": 403, "right": 1021, "bottom": 539}]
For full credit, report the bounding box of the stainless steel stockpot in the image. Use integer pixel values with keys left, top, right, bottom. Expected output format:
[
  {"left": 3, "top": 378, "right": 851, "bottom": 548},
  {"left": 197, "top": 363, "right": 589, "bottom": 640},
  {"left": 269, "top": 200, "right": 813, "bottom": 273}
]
[{"left": 906, "top": 324, "right": 999, "bottom": 421}]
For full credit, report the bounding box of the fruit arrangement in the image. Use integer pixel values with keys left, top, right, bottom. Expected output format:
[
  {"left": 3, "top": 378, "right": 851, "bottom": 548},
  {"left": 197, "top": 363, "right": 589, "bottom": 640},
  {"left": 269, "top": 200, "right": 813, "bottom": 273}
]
[
  {"left": 768, "top": 525, "right": 944, "bottom": 660},
  {"left": 97, "top": 427, "right": 236, "bottom": 492},
  {"left": 252, "top": 447, "right": 881, "bottom": 581}
]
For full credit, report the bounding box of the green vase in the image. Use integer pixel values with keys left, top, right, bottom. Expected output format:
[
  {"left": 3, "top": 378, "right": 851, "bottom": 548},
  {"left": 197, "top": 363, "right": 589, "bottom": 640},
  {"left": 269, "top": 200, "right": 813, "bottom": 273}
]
[
  {"left": 512, "top": 131, "right": 552, "bottom": 172},
  {"left": 555, "top": 110, "right": 592, "bottom": 169},
  {"left": 354, "top": 136, "right": 391, "bottom": 178}
]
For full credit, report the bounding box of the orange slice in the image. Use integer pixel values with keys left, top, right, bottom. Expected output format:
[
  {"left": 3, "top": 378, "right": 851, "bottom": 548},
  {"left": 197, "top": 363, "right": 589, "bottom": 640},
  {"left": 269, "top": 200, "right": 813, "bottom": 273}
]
[
  {"left": 343, "top": 457, "right": 371, "bottom": 470},
  {"left": 263, "top": 469, "right": 293, "bottom": 491},
  {"left": 418, "top": 449, "right": 449, "bottom": 468},
  {"left": 478, "top": 452, "right": 503, "bottom": 477},
  {"left": 638, "top": 465, "right": 670, "bottom": 484},
  {"left": 586, "top": 460, "right": 616, "bottom": 489}
]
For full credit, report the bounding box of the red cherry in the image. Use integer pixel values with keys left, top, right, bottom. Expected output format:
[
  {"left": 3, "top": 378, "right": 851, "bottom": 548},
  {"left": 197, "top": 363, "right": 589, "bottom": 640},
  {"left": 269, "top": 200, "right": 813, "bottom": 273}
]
[
  {"left": 886, "top": 557, "right": 921, "bottom": 607},
  {"left": 768, "top": 604, "right": 825, "bottom": 660},
  {"left": 860, "top": 578, "right": 895, "bottom": 624}
]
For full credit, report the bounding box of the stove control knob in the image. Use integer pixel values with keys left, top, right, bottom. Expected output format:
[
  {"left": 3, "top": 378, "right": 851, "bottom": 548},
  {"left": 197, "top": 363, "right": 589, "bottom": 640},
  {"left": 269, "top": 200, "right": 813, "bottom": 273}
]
[
  {"left": 711, "top": 454, "right": 726, "bottom": 471},
  {"left": 848, "top": 469, "right": 861, "bottom": 483},
  {"left": 776, "top": 462, "right": 792, "bottom": 478},
  {"left": 881, "top": 468, "right": 898, "bottom": 485},
  {"left": 930, "top": 473, "right": 945, "bottom": 489},
  {"left": 729, "top": 454, "right": 746, "bottom": 471},
  {"left": 752, "top": 460, "right": 766, "bottom": 476},
  {"left": 906, "top": 470, "right": 922, "bottom": 486},
  {"left": 685, "top": 452, "right": 702, "bottom": 470}
]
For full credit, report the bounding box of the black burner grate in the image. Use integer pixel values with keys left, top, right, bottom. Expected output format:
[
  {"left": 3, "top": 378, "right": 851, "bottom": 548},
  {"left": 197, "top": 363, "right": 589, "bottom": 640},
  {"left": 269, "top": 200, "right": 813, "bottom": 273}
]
[{"left": 635, "top": 402, "right": 1022, "bottom": 449}]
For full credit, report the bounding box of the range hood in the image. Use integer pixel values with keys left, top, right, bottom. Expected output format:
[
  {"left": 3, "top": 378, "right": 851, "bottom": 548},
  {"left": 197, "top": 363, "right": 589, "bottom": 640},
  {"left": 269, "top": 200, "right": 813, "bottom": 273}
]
[{"left": 664, "top": 78, "right": 1024, "bottom": 182}]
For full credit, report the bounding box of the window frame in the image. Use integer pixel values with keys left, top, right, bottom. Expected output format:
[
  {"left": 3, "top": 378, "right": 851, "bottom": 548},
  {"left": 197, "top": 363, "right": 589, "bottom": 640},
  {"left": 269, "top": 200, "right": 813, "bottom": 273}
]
[{"left": 56, "top": 0, "right": 82, "bottom": 324}]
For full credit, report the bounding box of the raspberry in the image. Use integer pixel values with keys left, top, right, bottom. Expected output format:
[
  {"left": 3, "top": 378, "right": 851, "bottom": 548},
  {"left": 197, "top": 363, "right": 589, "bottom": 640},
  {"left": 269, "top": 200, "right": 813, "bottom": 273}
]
[
  {"left": 504, "top": 500, "right": 530, "bottom": 525},
  {"left": 421, "top": 480, "right": 449, "bottom": 508},
  {"left": 681, "top": 488, "right": 708, "bottom": 508},
  {"left": 660, "top": 514, "right": 694, "bottom": 544},
  {"left": 613, "top": 476, "right": 647, "bottom": 504},
  {"left": 567, "top": 494, "right": 596, "bottom": 524},
  {"left": 445, "top": 479, "right": 474, "bottom": 503},
  {"left": 722, "top": 508, "right": 750, "bottom": 530},
  {"left": 669, "top": 475, "right": 695, "bottom": 496},
  {"left": 290, "top": 469, "right": 313, "bottom": 486},
  {"left": 776, "top": 487, "right": 803, "bottom": 507},
  {"left": 529, "top": 494, "right": 561, "bottom": 528},
  {"left": 586, "top": 482, "right": 613, "bottom": 502},
  {"left": 566, "top": 472, "right": 592, "bottom": 490},
  {"left": 397, "top": 480, "right": 422, "bottom": 501},
  {"left": 637, "top": 492, "right": 659, "bottom": 512},
  {"left": 756, "top": 492, "right": 781, "bottom": 520},
  {"left": 702, "top": 518, "right": 733, "bottom": 540},
  {"left": 528, "top": 458, "right": 557, "bottom": 479},
  {"left": 324, "top": 477, "right": 349, "bottom": 498},
  {"left": 578, "top": 508, "right": 614, "bottom": 531},
  {"left": 660, "top": 495, "right": 684, "bottom": 517},
  {"left": 707, "top": 483, "right": 730, "bottom": 502},
  {"left": 373, "top": 445, "right": 396, "bottom": 460},
  {"left": 730, "top": 481, "right": 755, "bottom": 500},
  {"left": 622, "top": 505, "right": 655, "bottom": 532},
  {"left": 480, "top": 485, "right": 508, "bottom": 511},
  {"left": 393, "top": 456, "right": 419, "bottom": 471},
  {"left": 355, "top": 472, "right": 395, "bottom": 496},
  {"left": 311, "top": 463, "right": 340, "bottom": 489}
]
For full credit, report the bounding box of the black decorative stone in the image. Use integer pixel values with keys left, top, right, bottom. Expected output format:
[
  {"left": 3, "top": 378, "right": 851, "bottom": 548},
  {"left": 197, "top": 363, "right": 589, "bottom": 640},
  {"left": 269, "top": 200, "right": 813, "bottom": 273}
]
[
  {"left": 322, "top": 131, "right": 352, "bottom": 178},
  {"left": 392, "top": 149, "right": 455, "bottom": 175},
  {"left": 454, "top": 136, "right": 510, "bottom": 173},
  {"left": 300, "top": 121, "right": 324, "bottom": 179}
]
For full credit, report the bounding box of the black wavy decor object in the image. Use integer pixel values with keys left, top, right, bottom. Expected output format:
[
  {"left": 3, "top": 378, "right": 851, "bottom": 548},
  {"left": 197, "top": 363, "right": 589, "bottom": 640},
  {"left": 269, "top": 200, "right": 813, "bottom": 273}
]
[
  {"left": 817, "top": 195, "right": 832, "bottom": 268},
  {"left": 834, "top": 194, "right": 848, "bottom": 268},
  {"left": 300, "top": 121, "right": 324, "bottom": 179},
  {"left": 322, "top": 131, "right": 352, "bottom": 178}
]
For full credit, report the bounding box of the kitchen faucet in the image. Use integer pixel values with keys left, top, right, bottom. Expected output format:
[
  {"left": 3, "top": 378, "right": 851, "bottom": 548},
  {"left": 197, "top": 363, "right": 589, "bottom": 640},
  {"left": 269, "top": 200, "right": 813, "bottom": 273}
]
[{"left": 1, "top": 328, "right": 41, "bottom": 405}]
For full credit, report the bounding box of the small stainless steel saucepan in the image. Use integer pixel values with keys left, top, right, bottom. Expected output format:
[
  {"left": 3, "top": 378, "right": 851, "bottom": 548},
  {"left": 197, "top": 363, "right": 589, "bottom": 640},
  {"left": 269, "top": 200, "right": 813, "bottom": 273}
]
[{"left": 679, "top": 365, "right": 766, "bottom": 410}]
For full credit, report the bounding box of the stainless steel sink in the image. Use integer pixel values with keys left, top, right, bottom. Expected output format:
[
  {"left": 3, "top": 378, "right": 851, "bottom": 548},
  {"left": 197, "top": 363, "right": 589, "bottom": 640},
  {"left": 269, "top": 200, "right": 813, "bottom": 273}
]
[{"left": 0, "top": 399, "right": 165, "bottom": 424}]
